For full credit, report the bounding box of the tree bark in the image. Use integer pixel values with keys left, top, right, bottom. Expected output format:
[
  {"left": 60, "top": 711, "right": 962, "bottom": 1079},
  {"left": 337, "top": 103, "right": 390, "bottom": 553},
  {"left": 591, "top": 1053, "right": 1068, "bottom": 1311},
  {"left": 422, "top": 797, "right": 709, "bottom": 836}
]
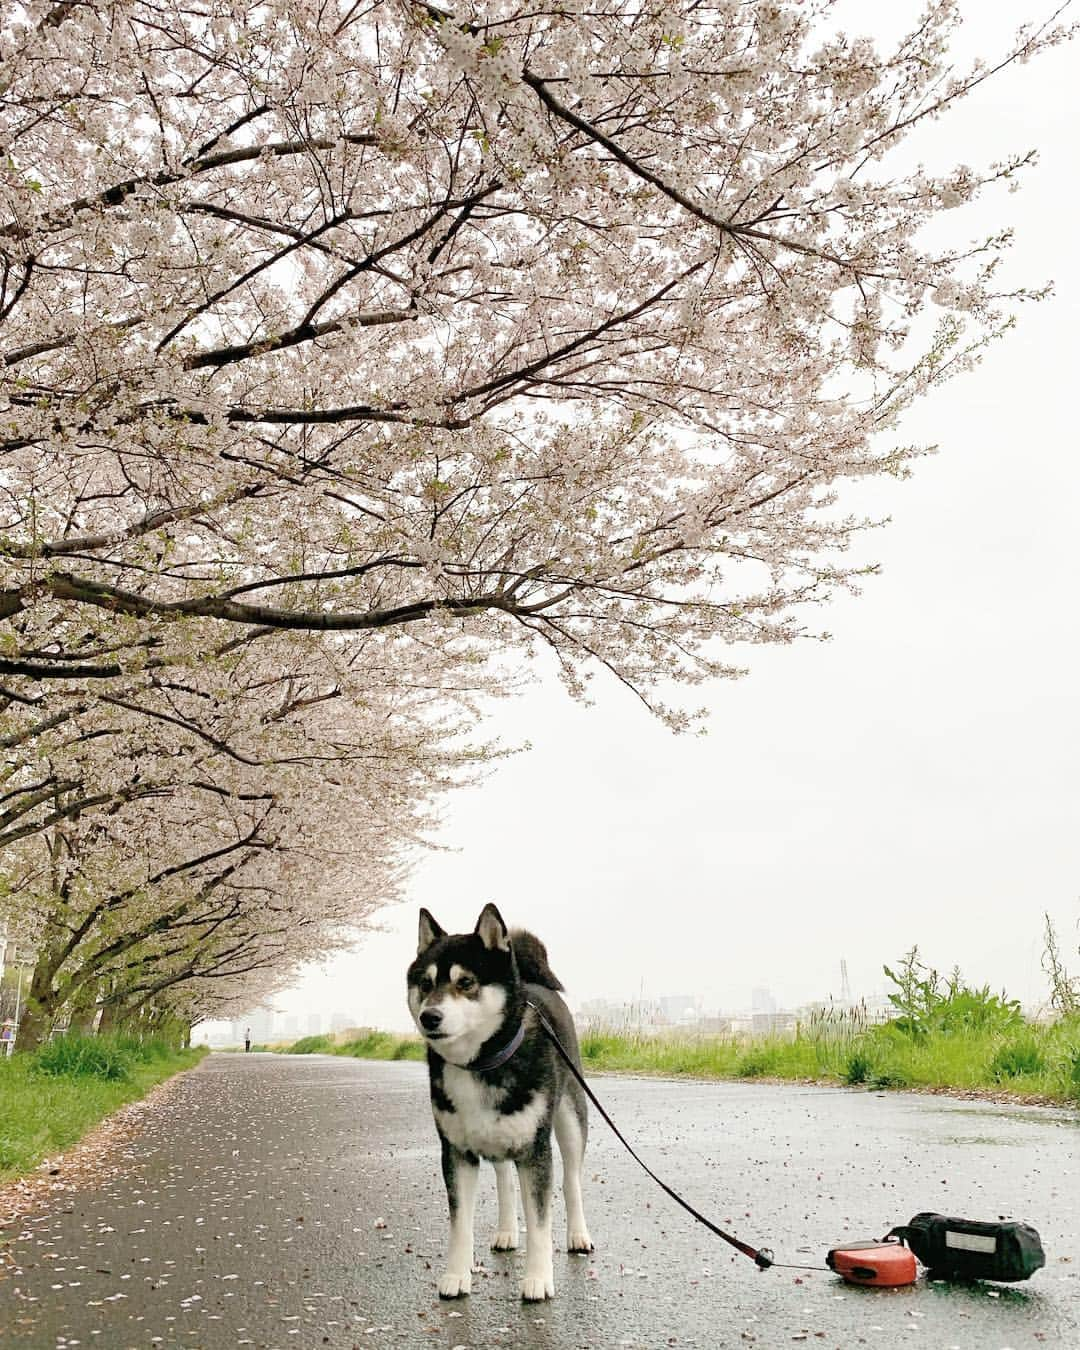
[
  {"left": 12, "top": 999, "right": 51, "bottom": 1054},
  {"left": 66, "top": 980, "right": 99, "bottom": 1035},
  {"left": 12, "top": 952, "right": 65, "bottom": 1053}
]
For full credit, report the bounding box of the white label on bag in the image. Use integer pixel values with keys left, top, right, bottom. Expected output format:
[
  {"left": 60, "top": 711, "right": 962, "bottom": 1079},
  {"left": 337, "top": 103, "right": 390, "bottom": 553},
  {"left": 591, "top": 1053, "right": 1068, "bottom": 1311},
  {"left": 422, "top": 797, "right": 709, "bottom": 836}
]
[{"left": 945, "top": 1231, "right": 997, "bottom": 1254}]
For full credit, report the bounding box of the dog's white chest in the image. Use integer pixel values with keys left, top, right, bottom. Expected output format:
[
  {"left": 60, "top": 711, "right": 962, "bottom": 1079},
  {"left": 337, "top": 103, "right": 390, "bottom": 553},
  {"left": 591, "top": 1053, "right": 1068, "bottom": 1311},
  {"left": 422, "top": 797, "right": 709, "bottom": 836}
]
[{"left": 435, "top": 1066, "right": 548, "bottom": 1160}]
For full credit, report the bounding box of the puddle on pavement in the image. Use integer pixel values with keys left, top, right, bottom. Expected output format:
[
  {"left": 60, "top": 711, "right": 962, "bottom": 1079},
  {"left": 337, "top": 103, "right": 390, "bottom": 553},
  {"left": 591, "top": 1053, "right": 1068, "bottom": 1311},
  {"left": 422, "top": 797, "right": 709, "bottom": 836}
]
[{"left": 932, "top": 1134, "right": 1018, "bottom": 1147}]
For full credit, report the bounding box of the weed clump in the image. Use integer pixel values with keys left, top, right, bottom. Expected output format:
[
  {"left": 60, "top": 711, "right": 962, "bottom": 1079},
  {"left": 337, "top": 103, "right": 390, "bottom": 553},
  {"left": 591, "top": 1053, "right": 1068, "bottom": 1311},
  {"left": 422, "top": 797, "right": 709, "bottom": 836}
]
[
  {"left": 883, "top": 948, "right": 1023, "bottom": 1037},
  {"left": 990, "top": 1036, "right": 1046, "bottom": 1080},
  {"left": 843, "top": 1050, "right": 874, "bottom": 1085},
  {"left": 734, "top": 1049, "right": 777, "bottom": 1078},
  {"left": 34, "top": 1033, "right": 133, "bottom": 1081},
  {"left": 1064, "top": 1045, "right": 1080, "bottom": 1102}
]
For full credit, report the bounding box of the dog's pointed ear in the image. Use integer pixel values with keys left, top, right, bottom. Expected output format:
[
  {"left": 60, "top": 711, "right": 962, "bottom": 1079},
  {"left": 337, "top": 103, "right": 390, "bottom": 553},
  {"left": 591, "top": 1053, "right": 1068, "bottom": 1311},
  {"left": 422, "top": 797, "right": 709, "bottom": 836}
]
[
  {"left": 475, "top": 902, "right": 510, "bottom": 952},
  {"left": 417, "top": 908, "right": 444, "bottom": 955}
]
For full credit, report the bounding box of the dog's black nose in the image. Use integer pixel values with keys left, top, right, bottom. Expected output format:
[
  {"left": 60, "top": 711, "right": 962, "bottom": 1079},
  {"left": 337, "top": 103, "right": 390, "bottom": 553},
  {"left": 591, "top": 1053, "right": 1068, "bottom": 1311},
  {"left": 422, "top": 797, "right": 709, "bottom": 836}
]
[{"left": 420, "top": 1008, "right": 443, "bottom": 1032}]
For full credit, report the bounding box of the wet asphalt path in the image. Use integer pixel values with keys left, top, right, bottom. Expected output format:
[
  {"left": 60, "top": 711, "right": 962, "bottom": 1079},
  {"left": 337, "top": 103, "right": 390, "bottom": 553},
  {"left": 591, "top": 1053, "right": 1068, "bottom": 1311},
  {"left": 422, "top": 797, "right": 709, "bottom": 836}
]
[{"left": 1, "top": 1053, "right": 1077, "bottom": 1349}]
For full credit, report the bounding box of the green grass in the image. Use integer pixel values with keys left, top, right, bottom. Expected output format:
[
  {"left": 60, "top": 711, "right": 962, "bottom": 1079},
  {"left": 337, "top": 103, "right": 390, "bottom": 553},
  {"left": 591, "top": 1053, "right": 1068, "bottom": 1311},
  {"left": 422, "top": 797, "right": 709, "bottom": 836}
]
[
  {"left": 264, "top": 1008, "right": 1080, "bottom": 1105},
  {"left": 577, "top": 1016, "right": 1080, "bottom": 1102},
  {"left": 0, "top": 1036, "right": 206, "bottom": 1183},
  {"left": 284, "top": 1033, "right": 336, "bottom": 1055},
  {"left": 337, "top": 1030, "right": 425, "bottom": 1061},
  {"left": 272, "top": 1027, "right": 425, "bottom": 1062},
  {"left": 276, "top": 1016, "right": 1080, "bottom": 1104}
]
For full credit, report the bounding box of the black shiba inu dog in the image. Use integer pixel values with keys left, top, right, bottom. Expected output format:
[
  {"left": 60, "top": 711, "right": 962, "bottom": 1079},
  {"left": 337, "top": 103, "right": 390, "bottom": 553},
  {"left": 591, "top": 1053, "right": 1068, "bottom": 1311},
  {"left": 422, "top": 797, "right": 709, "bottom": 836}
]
[{"left": 407, "top": 903, "right": 592, "bottom": 1302}]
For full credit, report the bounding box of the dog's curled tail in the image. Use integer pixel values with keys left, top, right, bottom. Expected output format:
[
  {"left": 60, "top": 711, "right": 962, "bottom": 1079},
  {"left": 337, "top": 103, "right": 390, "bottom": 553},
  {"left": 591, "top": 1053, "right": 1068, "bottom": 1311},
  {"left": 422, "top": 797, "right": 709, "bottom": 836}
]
[{"left": 511, "top": 929, "right": 565, "bottom": 991}]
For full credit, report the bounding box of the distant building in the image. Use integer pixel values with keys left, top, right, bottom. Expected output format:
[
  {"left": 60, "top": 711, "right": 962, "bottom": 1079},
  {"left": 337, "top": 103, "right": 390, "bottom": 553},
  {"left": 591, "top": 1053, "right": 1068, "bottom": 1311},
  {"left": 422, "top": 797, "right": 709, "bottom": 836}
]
[
  {"left": 751, "top": 987, "right": 777, "bottom": 1014},
  {"left": 330, "top": 1012, "right": 351, "bottom": 1033},
  {"left": 306, "top": 1012, "right": 322, "bottom": 1036},
  {"left": 576, "top": 997, "right": 665, "bottom": 1031},
  {"left": 658, "top": 994, "right": 701, "bottom": 1025}
]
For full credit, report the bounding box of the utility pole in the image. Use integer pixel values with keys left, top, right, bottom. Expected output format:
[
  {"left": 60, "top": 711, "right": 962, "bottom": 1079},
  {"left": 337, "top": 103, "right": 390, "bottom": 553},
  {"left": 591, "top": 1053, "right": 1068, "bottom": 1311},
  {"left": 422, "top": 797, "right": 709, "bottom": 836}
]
[
  {"left": 13, "top": 946, "right": 24, "bottom": 1026},
  {"left": 840, "top": 959, "right": 851, "bottom": 1004}
]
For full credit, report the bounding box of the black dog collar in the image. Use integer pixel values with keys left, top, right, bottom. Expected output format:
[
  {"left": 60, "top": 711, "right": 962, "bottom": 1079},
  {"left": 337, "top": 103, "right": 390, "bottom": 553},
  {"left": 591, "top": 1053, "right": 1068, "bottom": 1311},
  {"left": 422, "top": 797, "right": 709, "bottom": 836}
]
[{"left": 469, "top": 1019, "right": 525, "bottom": 1073}]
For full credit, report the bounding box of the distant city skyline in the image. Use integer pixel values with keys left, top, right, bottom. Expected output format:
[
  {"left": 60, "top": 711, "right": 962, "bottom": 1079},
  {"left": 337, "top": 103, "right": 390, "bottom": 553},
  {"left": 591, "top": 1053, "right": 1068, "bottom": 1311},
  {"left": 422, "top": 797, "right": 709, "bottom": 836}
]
[{"left": 198, "top": 974, "right": 926, "bottom": 1045}]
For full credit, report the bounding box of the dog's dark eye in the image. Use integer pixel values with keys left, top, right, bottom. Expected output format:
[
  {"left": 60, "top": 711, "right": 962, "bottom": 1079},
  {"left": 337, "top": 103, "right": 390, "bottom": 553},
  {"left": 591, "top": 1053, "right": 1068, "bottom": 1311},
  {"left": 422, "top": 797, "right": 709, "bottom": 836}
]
[
  {"left": 419, "top": 977, "right": 434, "bottom": 995},
  {"left": 456, "top": 975, "right": 475, "bottom": 992}
]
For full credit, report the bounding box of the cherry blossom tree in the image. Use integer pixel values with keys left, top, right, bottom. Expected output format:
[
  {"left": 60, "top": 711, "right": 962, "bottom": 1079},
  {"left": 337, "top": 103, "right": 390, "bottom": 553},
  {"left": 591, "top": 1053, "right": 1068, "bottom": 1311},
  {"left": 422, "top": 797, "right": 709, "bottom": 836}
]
[
  {"left": 1, "top": 0, "right": 1069, "bottom": 726},
  {"left": 0, "top": 633, "right": 495, "bottom": 1049},
  {"left": 0, "top": 621, "right": 496, "bottom": 852},
  {"left": 1, "top": 669, "right": 486, "bottom": 1049},
  {"left": 6, "top": 797, "right": 372, "bottom": 1051},
  {"left": 0, "top": 0, "right": 1072, "bottom": 1030}
]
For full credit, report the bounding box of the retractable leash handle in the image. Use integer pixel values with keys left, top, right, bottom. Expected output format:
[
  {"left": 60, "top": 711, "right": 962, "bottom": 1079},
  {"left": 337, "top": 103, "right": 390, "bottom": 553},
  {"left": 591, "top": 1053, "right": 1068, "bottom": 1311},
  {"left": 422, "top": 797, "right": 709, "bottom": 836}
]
[{"left": 527, "top": 1000, "right": 780, "bottom": 1272}]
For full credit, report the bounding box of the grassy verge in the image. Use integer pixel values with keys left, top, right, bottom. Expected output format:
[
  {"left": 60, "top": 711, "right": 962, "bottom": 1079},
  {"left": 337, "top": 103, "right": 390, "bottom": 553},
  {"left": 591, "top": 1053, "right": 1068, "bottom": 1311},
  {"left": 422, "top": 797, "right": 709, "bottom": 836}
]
[
  {"left": 0, "top": 1034, "right": 207, "bottom": 1184},
  {"left": 578, "top": 1018, "right": 1080, "bottom": 1103},
  {"left": 273, "top": 1019, "right": 1080, "bottom": 1105},
  {"left": 267, "top": 1028, "right": 424, "bottom": 1060}
]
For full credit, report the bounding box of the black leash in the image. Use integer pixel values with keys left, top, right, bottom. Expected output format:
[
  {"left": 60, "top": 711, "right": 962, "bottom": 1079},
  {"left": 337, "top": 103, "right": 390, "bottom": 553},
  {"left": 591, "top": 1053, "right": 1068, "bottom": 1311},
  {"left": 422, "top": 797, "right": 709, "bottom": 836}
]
[
  {"left": 528, "top": 1003, "right": 827, "bottom": 1273},
  {"left": 525, "top": 1000, "right": 803, "bottom": 1272}
]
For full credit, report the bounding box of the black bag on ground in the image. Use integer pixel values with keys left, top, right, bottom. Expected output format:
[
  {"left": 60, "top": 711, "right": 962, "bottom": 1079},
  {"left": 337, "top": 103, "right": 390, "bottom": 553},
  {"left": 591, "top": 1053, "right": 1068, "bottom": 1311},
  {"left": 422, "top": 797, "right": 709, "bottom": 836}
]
[{"left": 886, "top": 1212, "right": 1045, "bottom": 1282}]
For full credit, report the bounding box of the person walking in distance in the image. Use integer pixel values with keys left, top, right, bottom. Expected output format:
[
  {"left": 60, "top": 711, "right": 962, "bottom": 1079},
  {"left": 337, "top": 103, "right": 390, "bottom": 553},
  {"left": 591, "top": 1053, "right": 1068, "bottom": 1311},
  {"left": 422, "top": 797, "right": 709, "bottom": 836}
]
[{"left": 244, "top": 1027, "right": 252, "bottom": 1053}]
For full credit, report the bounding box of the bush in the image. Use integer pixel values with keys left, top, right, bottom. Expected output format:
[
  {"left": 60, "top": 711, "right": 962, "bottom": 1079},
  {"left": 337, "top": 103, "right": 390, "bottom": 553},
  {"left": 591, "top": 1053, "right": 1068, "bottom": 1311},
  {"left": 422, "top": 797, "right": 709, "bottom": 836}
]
[
  {"left": 990, "top": 1036, "right": 1046, "bottom": 1080},
  {"left": 935, "top": 986, "right": 1024, "bottom": 1036},
  {"left": 34, "top": 1033, "right": 132, "bottom": 1081},
  {"left": 883, "top": 949, "right": 1023, "bottom": 1037}
]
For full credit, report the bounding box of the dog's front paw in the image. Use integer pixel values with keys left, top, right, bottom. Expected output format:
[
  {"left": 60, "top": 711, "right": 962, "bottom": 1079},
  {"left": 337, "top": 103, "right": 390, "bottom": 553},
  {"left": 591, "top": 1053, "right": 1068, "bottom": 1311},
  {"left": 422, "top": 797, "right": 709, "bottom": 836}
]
[
  {"left": 521, "top": 1273, "right": 554, "bottom": 1301},
  {"left": 438, "top": 1271, "right": 472, "bottom": 1298},
  {"left": 567, "top": 1229, "right": 594, "bottom": 1254},
  {"left": 491, "top": 1228, "right": 519, "bottom": 1251}
]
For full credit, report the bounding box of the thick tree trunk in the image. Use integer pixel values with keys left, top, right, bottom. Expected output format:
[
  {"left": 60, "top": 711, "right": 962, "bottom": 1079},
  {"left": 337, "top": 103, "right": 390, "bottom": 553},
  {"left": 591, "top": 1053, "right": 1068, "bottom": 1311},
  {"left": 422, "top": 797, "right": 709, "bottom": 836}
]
[
  {"left": 12, "top": 954, "right": 63, "bottom": 1053},
  {"left": 66, "top": 980, "right": 100, "bottom": 1035},
  {"left": 67, "top": 1006, "right": 97, "bottom": 1034},
  {"left": 12, "top": 1000, "right": 51, "bottom": 1054}
]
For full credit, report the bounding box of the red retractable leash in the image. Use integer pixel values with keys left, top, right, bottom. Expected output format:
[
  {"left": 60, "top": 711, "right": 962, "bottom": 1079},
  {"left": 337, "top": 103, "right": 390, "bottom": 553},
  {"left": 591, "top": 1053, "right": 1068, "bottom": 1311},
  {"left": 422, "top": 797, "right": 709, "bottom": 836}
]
[{"left": 528, "top": 1002, "right": 1044, "bottom": 1290}]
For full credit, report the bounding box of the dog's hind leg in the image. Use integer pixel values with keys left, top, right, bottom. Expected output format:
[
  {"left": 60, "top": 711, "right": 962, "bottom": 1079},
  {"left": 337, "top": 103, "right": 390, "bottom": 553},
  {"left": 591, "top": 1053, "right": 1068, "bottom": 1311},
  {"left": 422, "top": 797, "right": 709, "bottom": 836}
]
[
  {"left": 516, "top": 1135, "right": 555, "bottom": 1301},
  {"left": 554, "top": 1092, "right": 593, "bottom": 1254},
  {"left": 438, "top": 1138, "right": 478, "bottom": 1298},
  {"left": 491, "top": 1161, "right": 519, "bottom": 1250}
]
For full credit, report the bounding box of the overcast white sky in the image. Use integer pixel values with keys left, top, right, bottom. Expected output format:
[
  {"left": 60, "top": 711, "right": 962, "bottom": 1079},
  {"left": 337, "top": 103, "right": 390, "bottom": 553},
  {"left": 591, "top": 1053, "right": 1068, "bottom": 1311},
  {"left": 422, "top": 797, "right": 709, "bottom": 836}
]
[{"left": 224, "top": 4, "right": 1079, "bottom": 1035}]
